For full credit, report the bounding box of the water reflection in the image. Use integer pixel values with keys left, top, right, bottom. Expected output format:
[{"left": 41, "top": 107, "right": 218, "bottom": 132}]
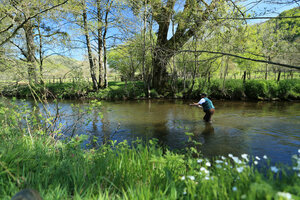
[{"left": 1, "top": 98, "right": 299, "bottom": 165}]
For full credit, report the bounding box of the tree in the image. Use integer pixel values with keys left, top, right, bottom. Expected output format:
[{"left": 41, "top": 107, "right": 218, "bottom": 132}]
[{"left": 0, "top": 0, "right": 69, "bottom": 83}]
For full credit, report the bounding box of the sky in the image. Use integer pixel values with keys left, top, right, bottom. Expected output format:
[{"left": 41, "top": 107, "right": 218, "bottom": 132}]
[{"left": 67, "top": 0, "right": 300, "bottom": 61}]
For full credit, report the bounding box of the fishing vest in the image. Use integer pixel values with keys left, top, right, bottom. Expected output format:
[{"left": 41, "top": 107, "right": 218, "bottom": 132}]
[{"left": 202, "top": 97, "right": 215, "bottom": 111}]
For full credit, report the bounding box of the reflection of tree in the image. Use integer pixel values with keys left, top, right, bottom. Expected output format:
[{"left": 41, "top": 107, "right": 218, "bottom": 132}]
[{"left": 152, "top": 121, "right": 169, "bottom": 147}]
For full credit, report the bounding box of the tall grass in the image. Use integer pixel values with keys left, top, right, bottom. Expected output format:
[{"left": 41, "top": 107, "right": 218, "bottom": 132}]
[
  {"left": 0, "top": 100, "right": 300, "bottom": 199},
  {"left": 2, "top": 79, "right": 300, "bottom": 100},
  {"left": 185, "top": 79, "right": 300, "bottom": 100}
]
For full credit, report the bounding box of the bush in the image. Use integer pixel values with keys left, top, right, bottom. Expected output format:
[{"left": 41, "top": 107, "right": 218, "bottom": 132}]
[
  {"left": 208, "top": 79, "right": 223, "bottom": 99},
  {"left": 278, "top": 79, "right": 300, "bottom": 99},
  {"left": 244, "top": 80, "right": 268, "bottom": 99},
  {"left": 150, "top": 89, "right": 159, "bottom": 98},
  {"left": 224, "top": 79, "right": 245, "bottom": 99}
]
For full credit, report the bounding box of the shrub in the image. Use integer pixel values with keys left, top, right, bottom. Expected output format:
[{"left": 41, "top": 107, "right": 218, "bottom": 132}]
[
  {"left": 224, "top": 79, "right": 245, "bottom": 99},
  {"left": 278, "top": 79, "right": 300, "bottom": 99},
  {"left": 266, "top": 80, "right": 279, "bottom": 99},
  {"left": 150, "top": 89, "right": 159, "bottom": 98},
  {"left": 208, "top": 79, "right": 223, "bottom": 99},
  {"left": 244, "top": 80, "right": 268, "bottom": 99}
]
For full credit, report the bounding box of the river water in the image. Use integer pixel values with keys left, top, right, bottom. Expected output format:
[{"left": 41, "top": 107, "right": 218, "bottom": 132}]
[{"left": 3, "top": 98, "right": 300, "bottom": 165}]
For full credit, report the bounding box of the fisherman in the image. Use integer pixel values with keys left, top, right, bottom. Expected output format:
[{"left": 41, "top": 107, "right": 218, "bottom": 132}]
[{"left": 190, "top": 93, "right": 215, "bottom": 123}]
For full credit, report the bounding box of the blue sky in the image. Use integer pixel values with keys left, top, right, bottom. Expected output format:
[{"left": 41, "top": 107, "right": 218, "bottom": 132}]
[{"left": 68, "top": 0, "right": 299, "bottom": 61}]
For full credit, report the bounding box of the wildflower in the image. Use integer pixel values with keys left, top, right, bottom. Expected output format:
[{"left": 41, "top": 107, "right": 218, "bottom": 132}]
[
  {"left": 298, "top": 149, "right": 300, "bottom": 154},
  {"left": 204, "top": 176, "right": 210, "bottom": 180},
  {"left": 271, "top": 166, "right": 279, "bottom": 173},
  {"left": 181, "top": 176, "right": 185, "bottom": 180},
  {"left": 221, "top": 156, "right": 226, "bottom": 160},
  {"left": 241, "top": 194, "right": 247, "bottom": 199},
  {"left": 200, "top": 167, "right": 209, "bottom": 174},
  {"left": 216, "top": 164, "right": 222, "bottom": 168},
  {"left": 254, "top": 161, "right": 258, "bottom": 165},
  {"left": 292, "top": 166, "right": 300, "bottom": 171},
  {"left": 276, "top": 192, "right": 292, "bottom": 200},
  {"left": 241, "top": 154, "right": 249, "bottom": 162},
  {"left": 215, "top": 160, "right": 223, "bottom": 164},
  {"left": 232, "top": 186, "right": 237, "bottom": 192},
  {"left": 197, "top": 159, "right": 203, "bottom": 163},
  {"left": 232, "top": 156, "right": 242, "bottom": 164},
  {"left": 225, "top": 162, "right": 228, "bottom": 165},
  {"left": 228, "top": 154, "right": 233, "bottom": 158},
  {"left": 206, "top": 162, "right": 211, "bottom": 167},
  {"left": 263, "top": 155, "right": 268, "bottom": 159},
  {"left": 255, "top": 156, "right": 260, "bottom": 160},
  {"left": 187, "top": 176, "right": 195, "bottom": 181},
  {"left": 183, "top": 191, "right": 187, "bottom": 195},
  {"left": 236, "top": 167, "right": 244, "bottom": 173}
]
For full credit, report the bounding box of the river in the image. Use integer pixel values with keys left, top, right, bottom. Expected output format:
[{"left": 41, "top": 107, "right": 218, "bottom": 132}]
[{"left": 3, "top": 98, "right": 300, "bottom": 165}]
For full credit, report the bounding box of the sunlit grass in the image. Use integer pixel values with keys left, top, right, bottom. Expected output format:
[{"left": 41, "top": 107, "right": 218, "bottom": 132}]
[
  {"left": 0, "top": 100, "right": 300, "bottom": 199},
  {"left": 1, "top": 131, "right": 300, "bottom": 199}
]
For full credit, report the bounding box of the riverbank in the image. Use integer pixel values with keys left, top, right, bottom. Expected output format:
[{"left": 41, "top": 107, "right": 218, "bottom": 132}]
[
  {"left": 0, "top": 101, "right": 300, "bottom": 199},
  {"left": 1, "top": 79, "right": 300, "bottom": 101}
]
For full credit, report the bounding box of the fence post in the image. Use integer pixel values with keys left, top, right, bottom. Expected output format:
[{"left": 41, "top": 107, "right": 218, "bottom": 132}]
[{"left": 277, "top": 71, "right": 281, "bottom": 82}]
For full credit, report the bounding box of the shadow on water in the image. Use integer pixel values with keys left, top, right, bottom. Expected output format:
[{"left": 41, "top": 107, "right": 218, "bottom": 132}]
[{"left": 2, "top": 98, "right": 299, "bottom": 165}]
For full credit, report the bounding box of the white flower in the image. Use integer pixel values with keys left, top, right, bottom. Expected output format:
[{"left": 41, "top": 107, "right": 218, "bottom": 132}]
[
  {"left": 228, "top": 154, "right": 233, "bottom": 158},
  {"left": 216, "top": 164, "right": 222, "bottom": 168},
  {"left": 236, "top": 167, "right": 244, "bottom": 173},
  {"left": 298, "top": 149, "right": 300, "bottom": 154},
  {"left": 276, "top": 192, "right": 292, "bottom": 200},
  {"left": 271, "top": 166, "right": 279, "bottom": 173},
  {"left": 254, "top": 161, "right": 258, "bottom": 165},
  {"left": 181, "top": 176, "right": 185, "bottom": 180},
  {"left": 225, "top": 162, "right": 228, "bottom": 165},
  {"left": 200, "top": 167, "right": 209, "bottom": 174},
  {"left": 241, "top": 194, "right": 247, "bottom": 199},
  {"left": 221, "top": 156, "right": 226, "bottom": 160},
  {"left": 204, "top": 176, "right": 210, "bottom": 180},
  {"left": 197, "top": 159, "right": 203, "bottom": 163},
  {"left": 232, "top": 186, "right": 237, "bottom": 192},
  {"left": 187, "top": 176, "right": 195, "bottom": 181},
  {"left": 232, "top": 156, "right": 242, "bottom": 164},
  {"left": 215, "top": 160, "right": 223, "bottom": 164},
  {"left": 206, "top": 162, "right": 211, "bottom": 167},
  {"left": 241, "top": 154, "right": 249, "bottom": 162},
  {"left": 183, "top": 191, "right": 187, "bottom": 195},
  {"left": 292, "top": 166, "right": 300, "bottom": 171},
  {"left": 255, "top": 156, "right": 261, "bottom": 160},
  {"left": 263, "top": 155, "right": 268, "bottom": 159}
]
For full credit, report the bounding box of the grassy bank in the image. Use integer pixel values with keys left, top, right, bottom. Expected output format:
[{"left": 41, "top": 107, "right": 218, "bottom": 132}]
[
  {"left": 1, "top": 79, "right": 300, "bottom": 100},
  {"left": 1, "top": 100, "right": 300, "bottom": 199}
]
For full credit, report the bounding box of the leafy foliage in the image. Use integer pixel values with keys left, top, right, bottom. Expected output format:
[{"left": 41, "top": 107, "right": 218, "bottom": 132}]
[{"left": 0, "top": 101, "right": 300, "bottom": 199}]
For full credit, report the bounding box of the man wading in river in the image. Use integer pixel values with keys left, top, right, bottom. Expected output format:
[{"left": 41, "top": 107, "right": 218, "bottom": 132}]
[{"left": 190, "top": 93, "right": 215, "bottom": 123}]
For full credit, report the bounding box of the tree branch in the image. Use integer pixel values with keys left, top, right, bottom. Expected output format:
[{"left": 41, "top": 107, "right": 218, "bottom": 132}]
[
  {"left": 179, "top": 49, "right": 300, "bottom": 70},
  {"left": 0, "top": 0, "right": 68, "bottom": 46}
]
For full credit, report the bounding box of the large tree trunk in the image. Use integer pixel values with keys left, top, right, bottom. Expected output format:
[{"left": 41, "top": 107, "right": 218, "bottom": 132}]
[
  {"left": 152, "top": 48, "right": 171, "bottom": 91},
  {"left": 82, "top": 0, "right": 98, "bottom": 90},
  {"left": 97, "top": 0, "right": 103, "bottom": 88},
  {"left": 150, "top": 0, "right": 216, "bottom": 92},
  {"left": 37, "top": 18, "right": 44, "bottom": 85},
  {"left": 102, "top": 0, "right": 112, "bottom": 88},
  {"left": 23, "top": 21, "right": 37, "bottom": 84}
]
